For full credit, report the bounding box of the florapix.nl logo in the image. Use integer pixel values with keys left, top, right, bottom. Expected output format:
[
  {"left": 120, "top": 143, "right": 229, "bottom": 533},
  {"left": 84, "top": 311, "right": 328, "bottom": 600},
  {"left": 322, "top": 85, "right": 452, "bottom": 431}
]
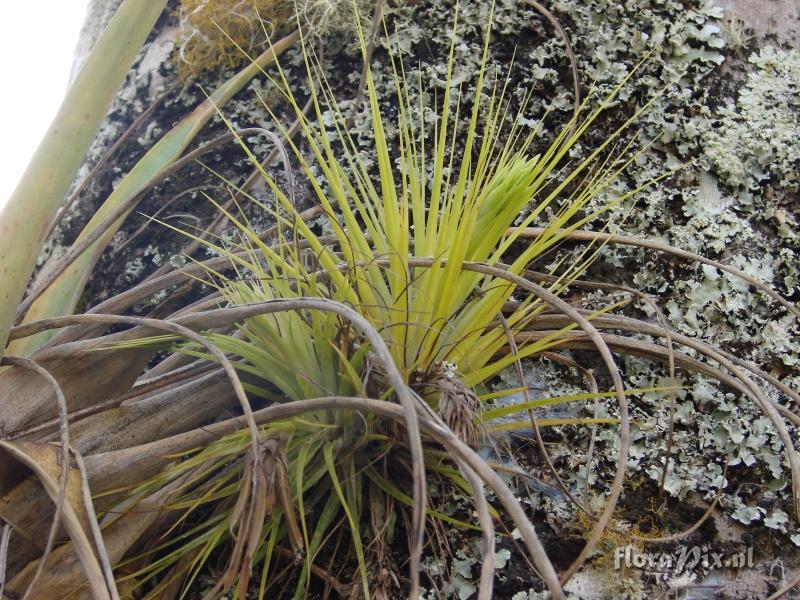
[{"left": 613, "top": 544, "right": 755, "bottom": 577}]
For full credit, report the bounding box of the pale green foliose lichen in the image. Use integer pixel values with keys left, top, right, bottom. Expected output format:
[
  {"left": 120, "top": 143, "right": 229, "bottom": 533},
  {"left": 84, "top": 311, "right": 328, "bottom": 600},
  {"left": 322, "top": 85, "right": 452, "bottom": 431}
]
[{"left": 700, "top": 47, "right": 800, "bottom": 192}]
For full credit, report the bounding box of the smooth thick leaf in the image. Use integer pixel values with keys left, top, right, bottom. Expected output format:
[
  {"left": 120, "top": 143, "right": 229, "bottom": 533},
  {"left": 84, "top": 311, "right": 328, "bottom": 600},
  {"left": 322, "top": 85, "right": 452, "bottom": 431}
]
[
  {"left": 0, "top": 0, "right": 168, "bottom": 353},
  {"left": 11, "top": 29, "right": 300, "bottom": 356}
]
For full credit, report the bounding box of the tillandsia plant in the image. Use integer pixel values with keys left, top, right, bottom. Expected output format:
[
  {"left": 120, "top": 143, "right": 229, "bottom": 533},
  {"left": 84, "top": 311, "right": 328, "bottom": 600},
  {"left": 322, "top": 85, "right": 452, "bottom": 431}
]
[{"left": 98, "top": 4, "right": 679, "bottom": 598}]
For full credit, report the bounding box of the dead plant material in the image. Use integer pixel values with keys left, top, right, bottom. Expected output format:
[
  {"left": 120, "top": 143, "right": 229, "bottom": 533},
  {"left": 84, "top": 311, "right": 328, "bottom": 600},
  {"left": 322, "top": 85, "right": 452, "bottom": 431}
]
[
  {"left": 435, "top": 376, "right": 481, "bottom": 447},
  {"left": 176, "top": 0, "right": 292, "bottom": 77}
]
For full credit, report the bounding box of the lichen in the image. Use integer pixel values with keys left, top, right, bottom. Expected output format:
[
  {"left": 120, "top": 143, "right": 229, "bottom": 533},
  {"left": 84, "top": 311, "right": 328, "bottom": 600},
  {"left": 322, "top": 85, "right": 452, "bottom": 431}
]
[{"left": 700, "top": 47, "right": 800, "bottom": 192}]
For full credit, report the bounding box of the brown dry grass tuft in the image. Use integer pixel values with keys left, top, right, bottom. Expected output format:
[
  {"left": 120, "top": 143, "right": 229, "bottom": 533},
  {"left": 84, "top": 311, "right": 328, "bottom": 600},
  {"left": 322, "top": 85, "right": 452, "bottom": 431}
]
[{"left": 176, "top": 0, "right": 292, "bottom": 77}]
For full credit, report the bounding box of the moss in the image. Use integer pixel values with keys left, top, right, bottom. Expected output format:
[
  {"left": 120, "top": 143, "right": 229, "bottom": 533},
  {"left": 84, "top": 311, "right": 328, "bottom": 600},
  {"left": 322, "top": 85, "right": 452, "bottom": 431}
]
[
  {"left": 174, "top": 0, "right": 378, "bottom": 77},
  {"left": 175, "top": 0, "right": 292, "bottom": 78}
]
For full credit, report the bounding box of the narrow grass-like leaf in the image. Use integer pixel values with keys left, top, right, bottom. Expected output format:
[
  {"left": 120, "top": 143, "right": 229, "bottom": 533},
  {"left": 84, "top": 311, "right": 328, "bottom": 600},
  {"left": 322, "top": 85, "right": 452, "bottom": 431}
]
[
  {"left": 488, "top": 417, "right": 620, "bottom": 432},
  {"left": 481, "top": 386, "right": 679, "bottom": 420},
  {"left": 322, "top": 443, "right": 368, "bottom": 599}
]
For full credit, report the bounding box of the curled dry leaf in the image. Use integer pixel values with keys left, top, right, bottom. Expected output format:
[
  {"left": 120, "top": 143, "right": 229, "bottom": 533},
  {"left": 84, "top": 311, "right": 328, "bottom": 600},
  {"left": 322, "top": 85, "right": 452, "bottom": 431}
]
[
  {"left": 0, "top": 339, "right": 153, "bottom": 435},
  {"left": 0, "top": 441, "right": 114, "bottom": 599}
]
